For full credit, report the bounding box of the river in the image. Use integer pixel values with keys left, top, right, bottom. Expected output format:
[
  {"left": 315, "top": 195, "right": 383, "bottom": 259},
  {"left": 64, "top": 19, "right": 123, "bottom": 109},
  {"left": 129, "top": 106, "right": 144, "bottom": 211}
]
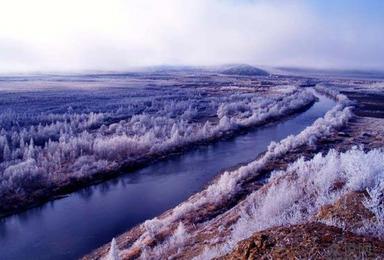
[{"left": 0, "top": 91, "right": 335, "bottom": 259}]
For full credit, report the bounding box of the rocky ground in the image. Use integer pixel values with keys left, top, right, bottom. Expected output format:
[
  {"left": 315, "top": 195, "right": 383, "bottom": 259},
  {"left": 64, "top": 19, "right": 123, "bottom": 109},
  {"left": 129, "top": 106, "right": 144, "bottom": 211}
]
[{"left": 84, "top": 85, "right": 384, "bottom": 259}]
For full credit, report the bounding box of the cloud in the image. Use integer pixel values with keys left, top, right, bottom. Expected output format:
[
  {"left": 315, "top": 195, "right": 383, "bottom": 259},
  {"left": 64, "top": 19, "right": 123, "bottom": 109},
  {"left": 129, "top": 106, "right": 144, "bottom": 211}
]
[{"left": 0, "top": 0, "right": 383, "bottom": 72}]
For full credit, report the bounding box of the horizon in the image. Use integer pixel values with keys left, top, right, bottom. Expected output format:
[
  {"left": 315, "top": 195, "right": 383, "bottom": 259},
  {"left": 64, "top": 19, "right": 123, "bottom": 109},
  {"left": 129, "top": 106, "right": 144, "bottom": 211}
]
[{"left": 1, "top": 64, "right": 384, "bottom": 77}]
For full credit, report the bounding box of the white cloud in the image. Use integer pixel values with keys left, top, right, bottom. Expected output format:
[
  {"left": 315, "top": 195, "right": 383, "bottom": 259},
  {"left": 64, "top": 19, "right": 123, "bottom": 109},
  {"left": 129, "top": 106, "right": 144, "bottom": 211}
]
[{"left": 0, "top": 0, "right": 383, "bottom": 72}]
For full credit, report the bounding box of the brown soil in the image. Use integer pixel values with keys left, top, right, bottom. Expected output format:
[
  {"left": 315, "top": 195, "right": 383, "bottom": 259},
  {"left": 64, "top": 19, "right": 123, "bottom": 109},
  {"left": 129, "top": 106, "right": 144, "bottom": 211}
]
[
  {"left": 222, "top": 222, "right": 384, "bottom": 259},
  {"left": 315, "top": 191, "right": 375, "bottom": 231}
]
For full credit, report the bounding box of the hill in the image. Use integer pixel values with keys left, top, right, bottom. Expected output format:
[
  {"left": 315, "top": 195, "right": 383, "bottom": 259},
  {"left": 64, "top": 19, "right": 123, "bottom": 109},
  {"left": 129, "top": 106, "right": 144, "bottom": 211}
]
[{"left": 221, "top": 64, "right": 269, "bottom": 76}]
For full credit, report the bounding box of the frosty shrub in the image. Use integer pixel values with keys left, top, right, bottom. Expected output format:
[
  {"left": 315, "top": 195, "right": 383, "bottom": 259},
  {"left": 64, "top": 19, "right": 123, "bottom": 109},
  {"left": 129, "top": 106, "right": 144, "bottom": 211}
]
[
  {"left": 0, "top": 82, "right": 315, "bottom": 204},
  {"left": 198, "top": 147, "right": 384, "bottom": 258},
  {"left": 106, "top": 238, "right": 121, "bottom": 260}
]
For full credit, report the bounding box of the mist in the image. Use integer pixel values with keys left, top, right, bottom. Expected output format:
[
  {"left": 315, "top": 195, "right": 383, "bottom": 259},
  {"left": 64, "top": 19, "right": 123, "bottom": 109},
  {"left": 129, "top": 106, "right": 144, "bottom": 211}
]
[{"left": 0, "top": 0, "right": 383, "bottom": 72}]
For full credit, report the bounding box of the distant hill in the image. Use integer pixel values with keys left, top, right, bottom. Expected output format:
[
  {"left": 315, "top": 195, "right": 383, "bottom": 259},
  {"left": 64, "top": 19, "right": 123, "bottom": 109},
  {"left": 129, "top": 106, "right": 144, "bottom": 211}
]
[
  {"left": 221, "top": 64, "right": 269, "bottom": 76},
  {"left": 276, "top": 67, "right": 384, "bottom": 80}
]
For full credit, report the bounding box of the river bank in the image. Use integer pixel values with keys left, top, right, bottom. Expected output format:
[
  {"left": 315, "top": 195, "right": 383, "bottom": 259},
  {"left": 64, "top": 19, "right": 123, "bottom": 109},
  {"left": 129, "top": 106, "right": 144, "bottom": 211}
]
[{"left": 86, "top": 85, "right": 384, "bottom": 259}]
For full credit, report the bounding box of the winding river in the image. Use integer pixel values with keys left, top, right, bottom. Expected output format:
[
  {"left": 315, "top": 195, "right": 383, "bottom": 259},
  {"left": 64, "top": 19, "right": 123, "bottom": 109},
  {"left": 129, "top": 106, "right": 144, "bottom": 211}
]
[{"left": 0, "top": 91, "right": 335, "bottom": 260}]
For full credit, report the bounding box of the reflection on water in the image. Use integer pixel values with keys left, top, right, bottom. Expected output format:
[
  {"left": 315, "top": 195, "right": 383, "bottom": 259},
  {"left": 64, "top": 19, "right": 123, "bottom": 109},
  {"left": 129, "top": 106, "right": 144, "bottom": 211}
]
[
  {"left": 0, "top": 93, "right": 335, "bottom": 260},
  {"left": 79, "top": 187, "right": 94, "bottom": 201}
]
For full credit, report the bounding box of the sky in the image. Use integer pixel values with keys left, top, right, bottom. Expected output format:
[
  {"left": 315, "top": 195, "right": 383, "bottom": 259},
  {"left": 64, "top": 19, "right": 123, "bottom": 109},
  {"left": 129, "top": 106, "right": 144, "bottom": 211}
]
[{"left": 0, "top": 0, "right": 383, "bottom": 72}]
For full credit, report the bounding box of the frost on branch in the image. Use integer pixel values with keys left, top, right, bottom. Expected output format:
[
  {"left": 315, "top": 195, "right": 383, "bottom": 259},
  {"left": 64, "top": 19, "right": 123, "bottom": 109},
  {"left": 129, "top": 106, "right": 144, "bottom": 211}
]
[
  {"left": 359, "top": 182, "right": 384, "bottom": 239},
  {"left": 106, "top": 238, "right": 120, "bottom": 260}
]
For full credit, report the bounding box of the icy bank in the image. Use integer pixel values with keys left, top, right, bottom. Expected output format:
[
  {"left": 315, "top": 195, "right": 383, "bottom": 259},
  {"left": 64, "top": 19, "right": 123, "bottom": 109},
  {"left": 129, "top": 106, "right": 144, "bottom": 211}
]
[{"left": 116, "top": 87, "right": 354, "bottom": 259}]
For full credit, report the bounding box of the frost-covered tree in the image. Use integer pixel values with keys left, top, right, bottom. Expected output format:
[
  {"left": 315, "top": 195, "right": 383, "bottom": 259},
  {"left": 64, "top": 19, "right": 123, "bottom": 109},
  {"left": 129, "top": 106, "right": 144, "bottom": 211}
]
[
  {"left": 0, "top": 82, "right": 322, "bottom": 207},
  {"left": 106, "top": 238, "right": 120, "bottom": 260},
  {"left": 2, "top": 142, "right": 11, "bottom": 161}
]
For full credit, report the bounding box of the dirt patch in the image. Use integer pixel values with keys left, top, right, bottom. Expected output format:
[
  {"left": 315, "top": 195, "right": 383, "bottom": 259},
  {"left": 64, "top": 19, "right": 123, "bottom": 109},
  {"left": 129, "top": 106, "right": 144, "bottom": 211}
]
[
  {"left": 222, "top": 222, "right": 384, "bottom": 259},
  {"left": 315, "top": 191, "right": 374, "bottom": 231}
]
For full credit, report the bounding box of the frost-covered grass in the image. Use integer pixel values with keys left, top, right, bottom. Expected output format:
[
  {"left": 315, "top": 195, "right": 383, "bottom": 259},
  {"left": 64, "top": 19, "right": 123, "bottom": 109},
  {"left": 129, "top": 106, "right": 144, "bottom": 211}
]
[
  {"left": 198, "top": 147, "right": 384, "bottom": 258},
  {"left": 358, "top": 182, "right": 384, "bottom": 239},
  {"left": 0, "top": 75, "right": 316, "bottom": 211}
]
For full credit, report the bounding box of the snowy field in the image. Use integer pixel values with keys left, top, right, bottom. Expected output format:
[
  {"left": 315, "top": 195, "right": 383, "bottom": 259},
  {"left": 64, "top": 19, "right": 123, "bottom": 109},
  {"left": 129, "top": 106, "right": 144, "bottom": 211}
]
[{"left": 0, "top": 73, "right": 315, "bottom": 213}]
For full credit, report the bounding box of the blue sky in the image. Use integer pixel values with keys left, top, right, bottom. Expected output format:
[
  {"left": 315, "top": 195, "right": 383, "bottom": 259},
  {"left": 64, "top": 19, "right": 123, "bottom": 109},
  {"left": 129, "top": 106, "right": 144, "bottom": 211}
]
[
  {"left": 0, "top": 0, "right": 383, "bottom": 72},
  {"left": 311, "top": 0, "right": 384, "bottom": 16},
  {"left": 237, "top": 0, "right": 384, "bottom": 19}
]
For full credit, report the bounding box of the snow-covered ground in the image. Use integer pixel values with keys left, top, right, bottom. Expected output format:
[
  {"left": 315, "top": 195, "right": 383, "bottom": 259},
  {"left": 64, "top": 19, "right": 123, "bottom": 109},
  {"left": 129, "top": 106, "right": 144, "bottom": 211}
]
[{"left": 0, "top": 74, "right": 315, "bottom": 212}]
